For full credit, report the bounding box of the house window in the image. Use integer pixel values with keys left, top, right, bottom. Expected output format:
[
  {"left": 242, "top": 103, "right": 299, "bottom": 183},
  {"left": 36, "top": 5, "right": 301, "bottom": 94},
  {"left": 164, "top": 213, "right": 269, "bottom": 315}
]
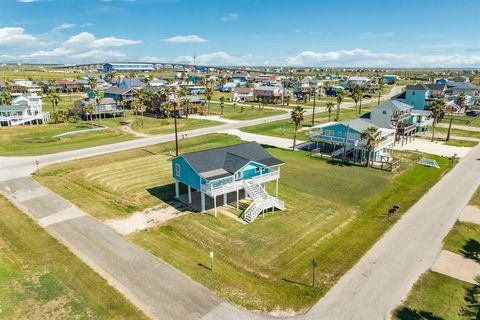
[
  {"left": 255, "top": 167, "right": 261, "bottom": 173},
  {"left": 412, "top": 92, "right": 416, "bottom": 96},
  {"left": 382, "top": 110, "right": 387, "bottom": 114},
  {"left": 175, "top": 163, "right": 181, "bottom": 177},
  {"left": 236, "top": 172, "right": 242, "bottom": 179}
]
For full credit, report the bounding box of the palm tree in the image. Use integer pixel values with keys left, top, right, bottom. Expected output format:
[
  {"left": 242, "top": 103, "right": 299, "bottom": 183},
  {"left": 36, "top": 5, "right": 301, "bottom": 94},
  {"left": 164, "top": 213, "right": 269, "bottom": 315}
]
[
  {"left": 160, "top": 102, "right": 170, "bottom": 118},
  {"left": 92, "top": 89, "right": 104, "bottom": 122},
  {"left": 0, "top": 82, "right": 12, "bottom": 105},
  {"left": 291, "top": 106, "right": 305, "bottom": 151},
  {"left": 178, "top": 86, "right": 188, "bottom": 98},
  {"left": 87, "top": 77, "right": 97, "bottom": 89},
  {"left": 86, "top": 105, "right": 94, "bottom": 128},
  {"left": 458, "top": 92, "right": 467, "bottom": 112},
  {"left": 335, "top": 90, "right": 345, "bottom": 121},
  {"left": 326, "top": 102, "right": 335, "bottom": 122},
  {"left": 181, "top": 97, "right": 192, "bottom": 119},
  {"left": 351, "top": 88, "right": 361, "bottom": 115},
  {"left": 431, "top": 98, "right": 446, "bottom": 142},
  {"left": 204, "top": 85, "right": 214, "bottom": 115},
  {"left": 219, "top": 96, "right": 226, "bottom": 115},
  {"left": 131, "top": 100, "right": 140, "bottom": 125},
  {"left": 46, "top": 89, "right": 60, "bottom": 124},
  {"left": 361, "top": 126, "right": 381, "bottom": 167},
  {"left": 358, "top": 87, "right": 364, "bottom": 115}
]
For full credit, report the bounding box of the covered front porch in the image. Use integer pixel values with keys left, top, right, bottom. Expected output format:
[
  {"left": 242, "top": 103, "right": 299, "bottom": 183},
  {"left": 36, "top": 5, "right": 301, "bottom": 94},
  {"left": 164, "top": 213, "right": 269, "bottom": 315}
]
[{"left": 177, "top": 188, "right": 247, "bottom": 213}]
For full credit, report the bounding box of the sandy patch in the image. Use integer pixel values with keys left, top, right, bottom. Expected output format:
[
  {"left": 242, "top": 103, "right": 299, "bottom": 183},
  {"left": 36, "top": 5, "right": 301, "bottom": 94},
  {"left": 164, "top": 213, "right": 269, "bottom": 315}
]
[
  {"left": 431, "top": 250, "right": 480, "bottom": 284},
  {"left": 104, "top": 202, "right": 187, "bottom": 235},
  {"left": 459, "top": 205, "right": 480, "bottom": 225},
  {"left": 394, "top": 139, "right": 472, "bottom": 158}
]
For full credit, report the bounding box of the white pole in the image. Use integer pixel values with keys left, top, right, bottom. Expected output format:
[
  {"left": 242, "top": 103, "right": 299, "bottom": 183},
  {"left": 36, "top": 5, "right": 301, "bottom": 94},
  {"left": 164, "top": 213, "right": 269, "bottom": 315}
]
[
  {"left": 201, "top": 192, "right": 205, "bottom": 212},
  {"left": 214, "top": 196, "right": 217, "bottom": 217},
  {"left": 175, "top": 181, "right": 180, "bottom": 198},
  {"left": 188, "top": 186, "right": 192, "bottom": 204}
]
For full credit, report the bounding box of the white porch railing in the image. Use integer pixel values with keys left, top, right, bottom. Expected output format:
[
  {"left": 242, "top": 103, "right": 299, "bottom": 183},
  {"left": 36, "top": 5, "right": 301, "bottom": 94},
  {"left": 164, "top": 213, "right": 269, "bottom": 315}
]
[{"left": 200, "top": 170, "right": 280, "bottom": 197}]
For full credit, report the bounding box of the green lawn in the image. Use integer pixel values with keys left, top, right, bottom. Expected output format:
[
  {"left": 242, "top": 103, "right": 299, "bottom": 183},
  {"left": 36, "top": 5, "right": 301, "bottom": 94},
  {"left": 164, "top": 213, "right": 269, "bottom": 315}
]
[
  {"left": 443, "top": 222, "right": 480, "bottom": 259},
  {"left": 35, "top": 133, "right": 452, "bottom": 312},
  {"left": 442, "top": 139, "right": 478, "bottom": 147},
  {"left": 0, "top": 120, "right": 136, "bottom": 156},
  {"left": 131, "top": 115, "right": 219, "bottom": 135},
  {"left": 443, "top": 115, "right": 480, "bottom": 128},
  {"left": 206, "top": 101, "right": 286, "bottom": 120},
  {"left": 435, "top": 127, "right": 480, "bottom": 139},
  {"left": 470, "top": 185, "right": 480, "bottom": 207},
  {"left": 0, "top": 195, "right": 147, "bottom": 319},
  {"left": 392, "top": 271, "right": 471, "bottom": 320}
]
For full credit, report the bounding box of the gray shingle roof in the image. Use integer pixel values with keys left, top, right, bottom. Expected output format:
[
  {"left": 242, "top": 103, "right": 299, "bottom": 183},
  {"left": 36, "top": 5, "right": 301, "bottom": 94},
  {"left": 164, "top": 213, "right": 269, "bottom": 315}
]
[
  {"left": 406, "top": 84, "right": 446, "bottom": 91},
  {"left": 177, "top": 142, "right": 284, "bottom": 180},
  {"left": 104, "top": 87, "right": 134, "bottom": 95},
  {"left": 372, "top": 100, "right": 413, "bottom": 112}
]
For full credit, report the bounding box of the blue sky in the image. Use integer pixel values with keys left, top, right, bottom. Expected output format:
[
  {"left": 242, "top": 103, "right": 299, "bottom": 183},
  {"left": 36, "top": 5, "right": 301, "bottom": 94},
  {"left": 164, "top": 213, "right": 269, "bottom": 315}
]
[{"left": 1, "top": 0, "right": 480, "bottom": 67}]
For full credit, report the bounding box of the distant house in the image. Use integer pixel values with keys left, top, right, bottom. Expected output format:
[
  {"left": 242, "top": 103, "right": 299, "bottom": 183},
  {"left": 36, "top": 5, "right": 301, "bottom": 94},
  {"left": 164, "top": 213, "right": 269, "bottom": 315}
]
[
  {"left": 171, "top": 141, "right": 285, "bottom": 223},
  {"left": 219, "top": 82, "right": 237, "bottom": 92},
  {"left": 393, "top": 83, "right": 446, "bottom": 110},
  {"left": 187, "top": 85, "right": 206, "bottom": 95},
  {"left": 445, "top": 82, "right": 479, "bottom": 96},
  {"left": 104, "top": 87, "right": 137, "bottom": 107},
  {"left": 103, "top": 63, "right": 155, "bottom": 73},
  {"left": 149, "top": 78, "right": 167, "bottom": 87},
  {"left": 73, "top": 97, "right": 125, "bottom": 120},
  {"left": 10, "top": 79, "right": 42, "bottom": 94},
  {"left": 383, "top": 75, "right": 400, "bottom": 84},
  {"left": 309, "top": 118, "right": 396, "bottom": 164},
  {"left": 0, "top": 93, "right": 49, "bottom": 126},
  {"left": 233, "top": 87, "right": 254, "bottom": 102},
  {"left": 120, "top": 77, "right": 144, "bottom": 90},
  {"left": 55, "top": 79, "right": 79, "bottom": 92},
  {"left": 341, "top": 76, "right": 370, "bottom": 88},
  {"left": 325, "top": 86, "right": 344, "bottom": 96},
  {"left": 252, "top": 86, "right": 282, "bottom": 100}
]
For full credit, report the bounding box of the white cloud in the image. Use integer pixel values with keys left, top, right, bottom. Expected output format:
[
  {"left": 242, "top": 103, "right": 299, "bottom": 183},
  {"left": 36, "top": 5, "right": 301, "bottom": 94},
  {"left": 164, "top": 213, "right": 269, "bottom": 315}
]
[
  {"left": 221, "top": 13, "right": 239, "bottom": 21},
  {"left": 16, "top": 0, "right": 38, "bottom": 2},
  {"left": 285, "top": 48, "right": 480, "bottom": 68},
  {"left": 175, "top": 51, "right": 253, "bottom": 66},
  {"left": 0, "top": 27, "right": 42, "bottom": 46},
  {"left": 164, "top": 35, "right": 207, "bottom": 43},
  {"left": 52, "top": 23, "right": 76, "bottom": 32}
]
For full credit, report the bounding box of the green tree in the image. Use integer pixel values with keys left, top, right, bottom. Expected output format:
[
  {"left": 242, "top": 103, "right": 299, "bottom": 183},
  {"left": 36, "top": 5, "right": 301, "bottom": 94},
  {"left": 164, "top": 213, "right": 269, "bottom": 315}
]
[
  {"left": 326, "top": 102, "right": 335, "bottom": 122},
  {"left": 461, "top": 276, "right": 480, "bottom": 319},
  {"left": 335, "top": 90, "right": 345, "bottom": 121},
  {"left": 458, "top": 92, "right": 467, "bottom": 111},
  {"left": 219, "top": 96, "right": 226, "bottom": 115},
  {"left": 291, "top": 106, "right": 305, "bottom": 151},
  {"left": 361, "top": 126, "right": 381, "bottom": 167},
  {"left": 46, "top": 89, "right": 60, "bottom": 124},
  {"left": 431, "top": 98, "right": 446, "bottom": 142},
  {"left": 181, "top": 97, "right": 192, "bottom": 119},
  {"left": 0, "top": 81, "right": 12, "bottom": 105},
  {"left": 204, "top": 85, "right": 214, "bottom": 115},
  {"left": 92, "top": 89, "right": 104, "bottom": 122}
]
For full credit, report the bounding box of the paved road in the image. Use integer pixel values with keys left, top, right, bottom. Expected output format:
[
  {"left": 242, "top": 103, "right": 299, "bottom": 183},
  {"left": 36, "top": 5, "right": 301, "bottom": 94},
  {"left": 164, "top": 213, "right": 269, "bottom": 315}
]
[{"left": 7, "top": 85, "right": 464, "bottom": 320}]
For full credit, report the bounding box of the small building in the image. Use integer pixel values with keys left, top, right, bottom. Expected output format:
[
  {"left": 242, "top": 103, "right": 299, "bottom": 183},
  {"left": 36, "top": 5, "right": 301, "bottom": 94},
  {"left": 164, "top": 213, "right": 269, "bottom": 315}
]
[
  {"left": 0, "top": 93, "right": 49, "bottom": 126},
  {"left": 393, "top": 83, "right": 446, "bottom": 110},
  {"left": 252, "top": 86, "right": 282, "bottom": 100},
  {"left": 233, "top": 87, "right": 254, "bottom": 102},
  {"left": 325, "top": 85, "right": 344, "bottom": 96},
  {"left": 341, "top": 76, "right": 370, "bottom": 88},
  {"left": 172, "top": 142, "right": 285, "bottom": 223},
  {"left": 120, "top": 77, "right": 144, "bottom": 90},
  {"left": 104, "top": 87, "right": 137, "bottom": 107},
  {"left": 73, "top": 97, "right": 126, "bottom": 120},
  {"left": 383, "top": 75, "right": 400, "bottom": 84},
  {"left": 103, "top": 63, "right": 155, "bottom": 73},
  {"left": 309, "top": 118, "right": 396, "bottom": 164}
]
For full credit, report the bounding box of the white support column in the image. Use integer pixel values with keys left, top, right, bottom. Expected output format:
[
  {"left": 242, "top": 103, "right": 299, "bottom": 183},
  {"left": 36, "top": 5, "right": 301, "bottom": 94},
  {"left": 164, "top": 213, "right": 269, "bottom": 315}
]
[
  {"left": 214, "top": 196, "right": 217, "bottom": 217},
  {"left": 175, "top": 180, "right": 180, "bottom": 198},
  {"left": 275, "top": 178, "right": 279, "bottom": 198},
  {"left": 236, "top": 189, "right": 239, "bottom": 209},
  {"left": 201, "top": 192, "right": 205, "bottom": 212},
  {"left": 223, "top": 193, "right": 227, "bottom": 205},
  {"left": 188, "top": 186, "right": 192, "bottom": 204}
]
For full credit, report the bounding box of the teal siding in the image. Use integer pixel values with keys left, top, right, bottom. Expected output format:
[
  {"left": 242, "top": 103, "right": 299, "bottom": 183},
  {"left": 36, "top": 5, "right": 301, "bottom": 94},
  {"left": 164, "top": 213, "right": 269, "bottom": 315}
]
[
  {"left": 310, "top": 123, "right": 362, "bottom": 143},
  {"left": 399, "top": 90, "right": 426, "bottom": 110},
  {"left": 240, "top": 162, "right": 268, "bottom": 180},
  {"left": 172, "top": 157, "right": 201, "bottom": 190}
]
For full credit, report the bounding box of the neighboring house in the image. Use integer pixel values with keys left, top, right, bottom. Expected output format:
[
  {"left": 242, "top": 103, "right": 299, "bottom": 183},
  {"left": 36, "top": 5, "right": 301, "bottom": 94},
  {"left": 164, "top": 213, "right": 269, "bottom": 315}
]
[
  {"left": 187, "top": 85, "right": 206, "bottom": 95},
  {"left": 120, "top": 77, "right": 144, "bottom": 90},
  {"left": 365, "top": 100, "right": 433, "bottom": 143},
  {"left": 73, "top": 97, "right": 125, "bottom": 120},
  {"left": 341, "top": 76, "right": 370, "bottom": 88},
  {"left": 55, "top": 79, "right": 79, "bottom": 92},
  {"left": 149, "top": 78, "right": 167, "bottom": 87},
  {"left": 383, "top": 75, "right": 400, "bottom": 84},
  {"left": 292, "top": 80, "right": 311, "bottom": 96},
  {"left": 233, "top": 87, "right": 254, "bottom": 102},
  {"left": 393, "top": 83, "right": 446, "bottom": 110},
  {"left": 219, "top": 82, "right": 237, "bottom": 92},
  {"left": 104, "top": 87, "right": 137, "bottom": 107},
  {"left": 309, "top": 118, "right": 396, "bottom": 164},
  {"left": 445, "top": 82, "right": 479, "bottom": 97},
  {"left": 10, "top": 79, "right": 42, "bottom": 94},
  {"left": 0, "top": 93, "right": 49, "bottom": 126},
  {"left": 325, "top": 85, "right": 344, "bottom": 96},
  {"left": 103, "top": 63, "right": 155, "bottom": 73},
  {"left": 230, "top": 73, "right": 250, "bottom": 83},
  {"left": 252, "top": 86, "right": 282, "bottom": 100},
  {"left": 171, "top": 141, "right": 285, "bottom": 223}
]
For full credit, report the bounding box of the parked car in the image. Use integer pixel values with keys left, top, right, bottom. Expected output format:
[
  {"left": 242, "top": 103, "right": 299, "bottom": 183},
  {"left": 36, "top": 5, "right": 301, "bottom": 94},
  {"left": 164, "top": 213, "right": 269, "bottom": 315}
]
[{"left": 466, "top": 110, "right": 480, "bottom": 117}]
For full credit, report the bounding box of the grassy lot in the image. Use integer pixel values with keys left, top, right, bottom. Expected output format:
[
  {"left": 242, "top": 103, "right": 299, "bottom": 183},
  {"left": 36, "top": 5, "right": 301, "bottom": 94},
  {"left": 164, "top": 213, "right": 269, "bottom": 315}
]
[
  {"left": 131, "top": 114, "right": 219, "bottom": 135},
  {"left": 0, "top": 71, "right": 87, "bottom": 81},
  {"left": 470, "top": 185, "right": 480, "bottom": 207},
  {"left": 0, "top": 120, "right": 136, "bottom": 156},
  {"left": 444, "top": 115, "right": 480, "bottom": 128},
  {"left": 442, "top": 139, "right": 478, "bottom": 147},
  {"left": 0, "top": 195, "right": 147, "bottom": 319},
  {"left": 207, "top": 101, "right": 286, "bottom": 120},
  {"left": 444, "top": 222, "right": 480, "bottom": 259},
  {"left": 392, "top": 271, "right": 471, "bottom": 320},
  {"left": 240, "top": 101, "right": 383, "bottom": 141},
  {"left": 435, "top": 127, "right": 480, "bottom": 139},
  {"left": 36, "top": 133, "right": 453, "bottom": 312}
]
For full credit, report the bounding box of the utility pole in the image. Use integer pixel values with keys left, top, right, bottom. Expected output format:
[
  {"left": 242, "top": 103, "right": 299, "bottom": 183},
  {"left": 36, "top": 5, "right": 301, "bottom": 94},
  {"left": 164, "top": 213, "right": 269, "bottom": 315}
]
[
  {"left": 173, "top": 102, "right": 179, "bottom": 156},
  {"left": 311, "top": 88, "right": 317, "bottom": 127}
]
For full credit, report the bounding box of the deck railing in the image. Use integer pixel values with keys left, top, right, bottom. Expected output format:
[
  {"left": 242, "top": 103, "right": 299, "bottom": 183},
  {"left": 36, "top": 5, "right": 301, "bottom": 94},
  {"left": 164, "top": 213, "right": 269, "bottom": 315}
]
[{"left": 201, "top": 170, "right": 280, "bottom": 197}]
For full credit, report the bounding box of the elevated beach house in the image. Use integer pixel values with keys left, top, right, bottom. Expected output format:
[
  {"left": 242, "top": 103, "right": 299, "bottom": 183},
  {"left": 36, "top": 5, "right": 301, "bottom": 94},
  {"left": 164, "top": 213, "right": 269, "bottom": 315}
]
[
  {"left": 309, "top": 118, "right": 396, "bottom": 164},
  {"left": 172, "top": 142, "right": 285, "bottom": 223}
]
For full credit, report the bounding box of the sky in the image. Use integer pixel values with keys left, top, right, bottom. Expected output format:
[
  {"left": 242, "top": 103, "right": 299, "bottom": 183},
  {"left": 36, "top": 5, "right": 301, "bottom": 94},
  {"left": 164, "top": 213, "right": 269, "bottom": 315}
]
[{"left": 1, "top": 0, "right": 480, "bottom": 68}]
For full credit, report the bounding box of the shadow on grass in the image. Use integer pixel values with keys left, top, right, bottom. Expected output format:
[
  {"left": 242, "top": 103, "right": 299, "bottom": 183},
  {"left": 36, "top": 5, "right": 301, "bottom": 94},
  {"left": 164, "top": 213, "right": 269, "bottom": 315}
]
[
  {"left": 282, "top": 278, "right": 311, "bottom": 288},
  {"left": 461, "top": 239, "right": 480, "bottom": 262},
  {"left": 198, "top": 263, "right": 212, "bottom": 271},
  {"left": 394, "top": 307, "right": 444, "bottom": 320},
  {"left": 147, "top": 184, "right": 191, "bottom": 213}
]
